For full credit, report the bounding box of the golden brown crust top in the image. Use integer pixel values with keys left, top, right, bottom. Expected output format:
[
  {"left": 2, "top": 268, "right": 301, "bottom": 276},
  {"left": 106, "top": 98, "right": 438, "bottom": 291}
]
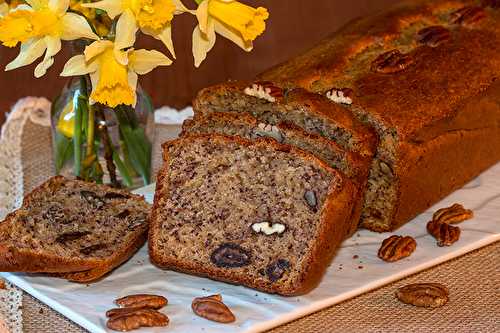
[{"left": 259, "top": 0, "right": 500, "bottom": 139}]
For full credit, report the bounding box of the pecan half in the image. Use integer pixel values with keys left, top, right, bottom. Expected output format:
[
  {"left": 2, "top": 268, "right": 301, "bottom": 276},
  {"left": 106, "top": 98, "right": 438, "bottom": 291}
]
[
  {"left": 325, "top": 87, "right": 353, "bottom": 105},
  {"left": 244, "top": 81, "right": 283, "bottom": 102},
  {"left": 427, "top": 220, "right": 461, "bottom": 246},
  {"left": 0, "top": 279, "right": 5, "bottom": 290},
  {"left": 432, "top": 203, "right": 473, "bottom": 225},
  {"left": 106, "top": 309, "right": 169, "bottom": 331},
  {"left": 115, "top": 294, "right": 168, "bottom": 310},
  {"left": 371, "top": 50, "right": 414, "bottom": 74},
  {"left": 378, "top": 235, "right": 417, "bottom": 262},
  {"left": 417, "top": 26, "right": 451, "bottom": 47},
  {"left": 450, "top": 6, "right": 486, "bottom": 26},
  {"left": 192, "top": 294, "right": 236, "bottom": 323},
  {"left": 396, "top": 283, "right": 449, "bottom": 308},
  {"left": 107, "top": 307, "right": 150, "bottom": 318}
]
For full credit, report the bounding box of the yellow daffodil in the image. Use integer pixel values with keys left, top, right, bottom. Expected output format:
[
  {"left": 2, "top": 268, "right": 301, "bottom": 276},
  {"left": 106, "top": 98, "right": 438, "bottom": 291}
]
[
  {"left": 192, "top": 0, "right": 269, "bottom": 67},
  {"left": 61, "top": 39, "right": 171, "bottom": 107},
  {"left": 57, "top": 100, "right": 76, "bottom": 138},
  {"left": 0, "top": 0, "right": 99, "bottom": 77},
  {"left": 83, "top": 0, "right": 187, "bottom": 61}
]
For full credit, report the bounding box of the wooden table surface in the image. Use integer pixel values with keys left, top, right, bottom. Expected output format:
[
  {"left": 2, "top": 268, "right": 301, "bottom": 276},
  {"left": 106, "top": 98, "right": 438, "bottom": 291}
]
[{"left": 0, "top": 0, "right": 403, "bottom": 124}]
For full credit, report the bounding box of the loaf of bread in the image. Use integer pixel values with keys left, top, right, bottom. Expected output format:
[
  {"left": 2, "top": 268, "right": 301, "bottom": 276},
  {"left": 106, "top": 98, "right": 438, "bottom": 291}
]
[
  {"left": 182, "top": 111, "right": 370, "bottom": 237},
  {"left": 149, "top": 134, "right": 357, "bottom": 295},
  {"left": 0, "top": 176, "right": 150, "bottom": 282},
  {"left": 194, "top": 0, "right": 500, "bottom": 232}
]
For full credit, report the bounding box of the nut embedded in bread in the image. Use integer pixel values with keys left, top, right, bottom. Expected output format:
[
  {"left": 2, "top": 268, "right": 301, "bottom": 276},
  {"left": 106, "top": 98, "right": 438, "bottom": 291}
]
[
  {"left": 149, "top": 134, "right": 357, "bottom": 295},
  {"left": 0, "top": 176, "right": 150, "bottom": 281}
]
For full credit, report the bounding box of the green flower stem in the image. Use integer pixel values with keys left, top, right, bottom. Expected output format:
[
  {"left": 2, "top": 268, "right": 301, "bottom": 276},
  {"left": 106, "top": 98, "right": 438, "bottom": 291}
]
[
  {"left": 72, "top": 90, "right": 84, "bottom": 177},
  {"left": 86, "top": 104, "right": 95, "bottom": 157},
  {"left": 95, "top": 107, "right": 120, "bottom": 188}
]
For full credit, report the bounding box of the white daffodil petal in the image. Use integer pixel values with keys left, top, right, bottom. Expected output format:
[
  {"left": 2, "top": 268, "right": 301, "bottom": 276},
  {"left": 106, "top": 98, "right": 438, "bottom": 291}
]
[
  {"left": 129, "top": 49, "right": 172, "bottom": 75},
  {"left": 154, "top": 25, "right": 176, "bottom": 59},
  {"left": 196, "top": 0, "right": 209, "bottom": 34},
  {"left": 88, "top": 70, "right": 100, "bottom": 105},
  {"left": 34, "top": 36, "right": 61, "bottom": 77},
  {"left": 192, "top": 19, "right": 216, "bottom": 68},
  {"left": 24, "top": 0, "right": 46, "bottom": 10},
  {"left": 115, "top": 9, "right": 138, "bottom": 64},
  {"left": 82, "top": 0, "right": 123, "bottom": 19},
  {"left": 60, "top": 12, "right": 99, "bottom": 41},
  {"left": 172, "top": 0, "right": 188, "bottom": 13},
  {"left": 214, "top": 20, "right": 253, "bottom": 52},
  {"left": 48, "top": 0, "right": 69, "bottom": 15},
  {"left": 127, "top": 71, "right": 138, "bottom": 107},
  {"left": 84, "top": 40, "right": 113, "bottom": 61},
  {"left": 60, "top": 54, "right": 96, "bottom": 76},
  {"left": 11, "top": 4, "right": 35, "bottom": 12},
  {"left": 0, "top": 3, "right": 9, "bottom": 17},
  {"left": 5, "top": 38, "right": 47, "bottom": 72}
]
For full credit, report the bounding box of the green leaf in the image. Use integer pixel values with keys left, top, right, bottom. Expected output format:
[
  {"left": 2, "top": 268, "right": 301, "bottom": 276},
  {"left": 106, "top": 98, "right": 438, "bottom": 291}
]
[
  {"left": 113, "top": 151, "right": 133, "bottom": 187},
  {"left": 115, "top": 107, "right": 152, "bottom": 185},
  {"left": 54, "top": 132, "right": 74, "bottom": 174}
]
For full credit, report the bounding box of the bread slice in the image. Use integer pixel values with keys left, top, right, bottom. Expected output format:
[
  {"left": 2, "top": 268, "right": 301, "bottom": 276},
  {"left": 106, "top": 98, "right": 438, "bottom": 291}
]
[
  {"left": 193, "top": 81, "right": 377, "bottom": 159},
  {"left": 181, "top": 111, "right": 370, "bottom": 237},
  {"left": 0, "top": 176, "right": 150, "bottom": 281},
  {"left": 149, "top": 134, "right": 357, "bottom": 295}
]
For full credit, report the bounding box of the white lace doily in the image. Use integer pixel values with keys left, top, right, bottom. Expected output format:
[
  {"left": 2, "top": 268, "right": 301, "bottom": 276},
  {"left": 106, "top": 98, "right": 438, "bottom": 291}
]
[{"left": 0, "top": 98, "right": 192, "bottom": 333}]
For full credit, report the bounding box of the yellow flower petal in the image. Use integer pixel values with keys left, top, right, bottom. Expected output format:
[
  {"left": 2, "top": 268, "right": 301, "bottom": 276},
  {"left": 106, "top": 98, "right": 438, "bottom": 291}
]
[
  {"left": 90, "top": 47, "right": 135, "bottom": 107},
  {"left": 142, "top": 24, "right": 175, "bottom": 59},
  {"left": 195, "top": 0, "right": 209, "bottom": 34},
  {"left": 84, "top": 40, "right": 113, "bottom": 61},
  {"left": 5, "top": 37, "right": 46, "bottom": 71},
  {"left": 127, "top": 71, "right": 138, "bottom": 106},
  {"left": 48, "top": 0, "right": 68, "bottom": 15},
  {"left": 60, "top": 54, "right": 96, "bottom": 76},
  {"left": 60, "top": 12, "right": 99, "bottom": 40},
  {"left": 132, "top": 0, "right": 175, "bottom": 32},
  {"left": 214, "top": 20, "right": 251, "bottom": 51},
  {"left": 172, "top": 0, "right": 188, "bottom": 14},
  {"left": 115, "top": 8, "right": 138, "bottom": 63},
  {"left": 82, "top": 0, "right": 123, "bottom": 19},
  {"left": 0, "top": 10, "right": 36, "bottom": 47},
  {"left": 34, "top": 35, "right": 60, "bottom": 77},
  {"left": 128, "top": 49, "right": 171, "bottom": 75},
  {"left": 24, "top": 0, "right": 48, "bottom": 10},
  {"left": 192, "top": 18, "right": 215, "bottom": 67},
  {"left": 208, "top": 0, "right": 268, "bottom": 42}
]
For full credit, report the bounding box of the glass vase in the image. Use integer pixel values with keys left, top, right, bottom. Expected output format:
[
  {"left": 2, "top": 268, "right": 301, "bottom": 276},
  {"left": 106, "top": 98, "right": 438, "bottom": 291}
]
[{"left": 51, "top": 76, "right": 155, "bottom": 189}]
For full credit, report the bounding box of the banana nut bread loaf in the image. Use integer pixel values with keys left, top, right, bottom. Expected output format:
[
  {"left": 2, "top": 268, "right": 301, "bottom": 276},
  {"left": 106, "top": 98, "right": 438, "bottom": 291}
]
[
  {"left": 181, "top": 112, "right": 370, "bottom": 237},
  {"left": 194, "top": 0, "right": 500, "bottom": 232},
  {"left": 149, "top": 134, "right": 357, "bottom": 295},
  {"left": 0, "top": 176, "right": 150, "bottom": 282}
]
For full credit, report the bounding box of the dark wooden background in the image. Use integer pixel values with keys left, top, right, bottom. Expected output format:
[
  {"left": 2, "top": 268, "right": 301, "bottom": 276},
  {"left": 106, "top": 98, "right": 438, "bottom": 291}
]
[{"left": 0, "top": 0, "right": 402, "bottom": 124}]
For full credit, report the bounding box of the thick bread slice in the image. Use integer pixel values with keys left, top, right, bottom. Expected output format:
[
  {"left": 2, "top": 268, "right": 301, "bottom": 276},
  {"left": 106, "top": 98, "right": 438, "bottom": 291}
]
[
  {"left": 181, "top": 111, "right": 370, "bottom": 237},
  {"left": 193, "top": 81, "right": 377, "bottom": 158},
  {"left": 149, "top": 134, "right": 357, "bottom": 295},
  {"left": 0, "top": 176, "right": 150, "bottom": 280}
]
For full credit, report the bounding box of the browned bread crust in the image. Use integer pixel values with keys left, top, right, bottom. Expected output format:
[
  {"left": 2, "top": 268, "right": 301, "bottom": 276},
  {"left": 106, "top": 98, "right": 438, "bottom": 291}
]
[
  {"left": 149, "top": 134, "right": 357, "bottom": 295},
  {"left": 0, "top": 176, "right": 150, "bottom": 280},
  {"left": 247, "top": 0, "right": 500, "bottom": 231}
]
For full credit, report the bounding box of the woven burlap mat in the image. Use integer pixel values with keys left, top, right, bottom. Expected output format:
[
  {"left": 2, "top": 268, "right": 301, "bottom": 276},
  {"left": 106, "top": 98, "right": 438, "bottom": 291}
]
[{"left": 17, "top": 117, "right": 500, "bottom": 332}]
